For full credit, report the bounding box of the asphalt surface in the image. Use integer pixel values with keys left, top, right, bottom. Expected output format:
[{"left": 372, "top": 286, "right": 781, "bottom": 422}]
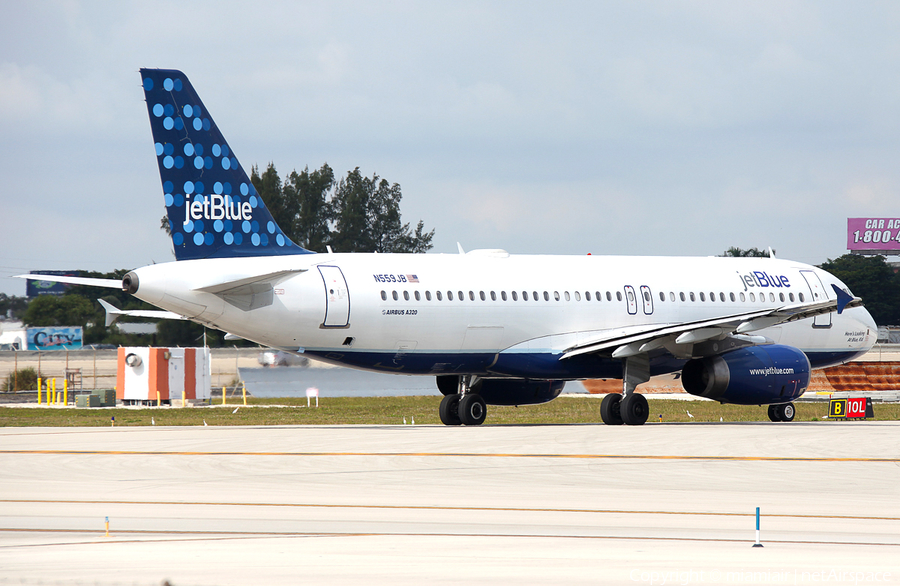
[{"left": 0, "top": 422, "right": 898, "bottom": 585}]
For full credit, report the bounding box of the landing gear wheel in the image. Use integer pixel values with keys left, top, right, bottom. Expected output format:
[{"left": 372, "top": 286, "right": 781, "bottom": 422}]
[
  {"left": 768, "top": 403, "right": 796, "bottom": 422},
  {"left": 600, "top": 394, "right": 624, "bottom": 425},
  {"left": 620, "top": 393, "right": 649, "bottom": 426},
  {"left": 439, "top": 393, "right": 462, "bottom": 425},
  {"left": 458, "top": 393, "right": 487, "bottom": 426},
  {"left": 776, "top": 403, "right": 795, "bottom": 422}
]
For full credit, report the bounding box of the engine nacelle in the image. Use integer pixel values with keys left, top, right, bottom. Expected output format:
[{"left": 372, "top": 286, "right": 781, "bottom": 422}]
[
  {"left": 681, "top": 345, "right": 811, "bottom": 405},
  {"left": 436, "top": 376, "right": 565, "bottom": 405}
]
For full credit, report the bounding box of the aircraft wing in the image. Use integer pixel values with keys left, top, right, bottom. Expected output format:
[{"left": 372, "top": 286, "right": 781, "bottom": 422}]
[
  {"left": 16, "top": 274, "right": 124, "bottom": 289},
  {"left": 562, "top": 285, "right": 862, "bottom": 360}
]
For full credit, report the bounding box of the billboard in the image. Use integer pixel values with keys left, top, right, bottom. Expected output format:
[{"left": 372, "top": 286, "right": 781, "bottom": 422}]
[
  {"left": 25, "top": 327, "right": 83, "bottom": 351},
  {"left": 847, "top": 218, "right": 900, "bottom": 253},
  {"left": 26, "top": 270, "right": 79, "bottom": 298}
]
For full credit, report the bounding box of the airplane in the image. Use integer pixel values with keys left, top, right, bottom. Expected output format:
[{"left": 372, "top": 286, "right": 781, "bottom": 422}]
[{"left": 19, "top": 68, "right": 877, "bottom": 426}]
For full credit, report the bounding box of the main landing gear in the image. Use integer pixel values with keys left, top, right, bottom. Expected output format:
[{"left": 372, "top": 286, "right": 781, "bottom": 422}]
[
  {"left": 600, "top": 393, "right": 649, "bottom": 425},
  {"left": 767, "top": 402, "right": 796, "bottom": 422},
  {"left": 438, "top": 375, "right": 487, "bottom": 426},
  {"left": 600, "top": 354, "right": 651, "bottom": 425}
]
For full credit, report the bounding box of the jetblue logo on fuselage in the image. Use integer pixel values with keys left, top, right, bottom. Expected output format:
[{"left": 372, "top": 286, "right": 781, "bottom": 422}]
[
  {"left": 738, "top": 271, "right": 790, "bottom": 291},
  {"left": 184, "top": 194, "right": 253, "bottom": 226}
]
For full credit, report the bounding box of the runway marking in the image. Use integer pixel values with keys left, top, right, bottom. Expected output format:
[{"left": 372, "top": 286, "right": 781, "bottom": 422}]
[
  {"left": 0, "top": 449, "right": 897, "bottom": 462},
  {"left": 2, "top": 499, "right": 898, "bottom": 522},
  {"left": 0, "top": 527, "right": 897, "bottom": 548}
]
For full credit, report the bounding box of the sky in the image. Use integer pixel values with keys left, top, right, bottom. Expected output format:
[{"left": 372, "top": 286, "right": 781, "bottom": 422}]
[{"left": 3, "top": 1, "right": 900, "bottom": 296}]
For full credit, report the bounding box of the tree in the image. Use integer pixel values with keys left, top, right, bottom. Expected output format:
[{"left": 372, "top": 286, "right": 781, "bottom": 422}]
[
  {"left": 721, "top": 247, "right": 772, "bottom": 258},
  {"left": 282, "top": 164, "right": 334, "bottom": 252},
  {"left": 329, "top": 168, "right": 434, "bottom": 253},
  {"left": 819, "top": 254, "right": 900, "bottom": 326}
]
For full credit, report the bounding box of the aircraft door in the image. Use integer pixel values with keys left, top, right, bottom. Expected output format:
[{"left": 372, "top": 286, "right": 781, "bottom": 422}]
[
  {"left": 640, "top": 285, "right": 654, "bottom": 315},
  {"left": 318, "top": 266, "right": 350, "bottom": 328},
  {"left": 800, "top": 270, "right": 831, "bottom": 328},
  {"left": 624, "top": 286, "right": 638, "bottom": 315}
]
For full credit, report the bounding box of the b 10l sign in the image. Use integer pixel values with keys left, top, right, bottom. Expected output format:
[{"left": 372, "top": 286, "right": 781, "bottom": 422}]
[{"left": 847, "top": 218, "right": 900, "bottom": 252}]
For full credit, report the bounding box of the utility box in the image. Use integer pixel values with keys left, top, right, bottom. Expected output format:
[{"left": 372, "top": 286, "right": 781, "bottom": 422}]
[
  {"left": 92, "top": 389, "right": 117, "bottom": 407},
  {"left": 76, "top": 394, "right": 100, "bottom": 408},
  {"left": 116, "top": 347, "right": 211, "bottom": 405}
]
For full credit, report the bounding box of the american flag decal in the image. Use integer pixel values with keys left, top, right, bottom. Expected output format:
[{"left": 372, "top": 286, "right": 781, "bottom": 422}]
[{"left": 406, "top": 274, "right": 419, "bottom": 283}]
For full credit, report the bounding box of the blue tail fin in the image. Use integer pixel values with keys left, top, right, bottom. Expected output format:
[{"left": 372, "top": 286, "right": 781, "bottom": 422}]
[{"left": 140, "top": 68, "right": 313, "bottom": 260}]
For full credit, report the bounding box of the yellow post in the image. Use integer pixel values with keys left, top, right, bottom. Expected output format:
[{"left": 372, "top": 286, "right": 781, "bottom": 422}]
[
  {"left": 222, "top": 386, "right": 226, "bottom": 405},
  {"left": 64, "top": 379, "right": 68, "bottom": 406},
  {"left": 182, "top": 392, "right": 186, "bottom": 408},
  {"left": 37, "top": 378, "right": 42, "bottom": 405},
  {"left": 242, "top": 383, "right": 247, "bottom": 406},
  {"left": 52, "top": 378, "right": 57, "bottom": 405},
  {"left": 157, "top": 390, "right": 161, "bottom": 407}
]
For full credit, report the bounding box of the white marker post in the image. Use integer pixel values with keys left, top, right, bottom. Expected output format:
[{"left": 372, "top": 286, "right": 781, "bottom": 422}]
[
  {"left": 752, "top": 507, "right": 763, "bottom": 547},
  {"left": 306, "top": 387, "right": 319, "bottom": 408}
]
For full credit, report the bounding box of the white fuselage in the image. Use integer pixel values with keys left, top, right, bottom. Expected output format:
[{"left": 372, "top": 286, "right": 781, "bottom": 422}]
[{"left": 129, "top": 251, "right": 876, "bottom": 380}]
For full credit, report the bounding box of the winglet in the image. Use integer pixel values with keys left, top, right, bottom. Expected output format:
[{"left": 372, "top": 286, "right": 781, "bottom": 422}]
[
  {"left": 831, "top": 284, "right": 853, "bottom": 314},
  {"left": 98, "top": 299, "right": 123, "bottom": 327}
]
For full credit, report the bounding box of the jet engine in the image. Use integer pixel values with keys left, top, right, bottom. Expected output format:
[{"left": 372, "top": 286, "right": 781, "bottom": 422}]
[{"left": 681, "top": 345, "right": 811, "bottom": 405}]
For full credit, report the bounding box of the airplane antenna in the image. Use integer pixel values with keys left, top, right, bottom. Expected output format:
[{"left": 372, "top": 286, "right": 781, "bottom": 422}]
[
  {"left": 457, "top": 242, "right": 466, "bottom": 255},
  {"left": 767, "top": 247, "right": 776, "bottom": 258},
  {"left": 326, "top": 245, "right": 334, "bottom": 254}
]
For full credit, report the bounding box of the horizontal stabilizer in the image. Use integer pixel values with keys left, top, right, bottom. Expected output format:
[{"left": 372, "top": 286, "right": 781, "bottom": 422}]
[
  {"left": 98, "top": 299, "right": 185, "bottom": 327},
  {"left": 16, "top": 274, "right": 124, "bottom": 290},
  {"left": 194, "top": 268, "right": 306, "bottom": 311}
]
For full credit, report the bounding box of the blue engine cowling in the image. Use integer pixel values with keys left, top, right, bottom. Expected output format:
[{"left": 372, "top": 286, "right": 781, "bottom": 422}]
[
  {"left": 436, "top": 376, "right": 565, "bottom": 405},
  {"left": 681, "top": 345, "right": 811, "bottom": 405}
]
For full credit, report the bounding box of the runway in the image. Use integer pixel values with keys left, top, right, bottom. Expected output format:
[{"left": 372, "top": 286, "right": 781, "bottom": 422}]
[{"left": 1, "top": 423, "right": 898, "bottom": 585}]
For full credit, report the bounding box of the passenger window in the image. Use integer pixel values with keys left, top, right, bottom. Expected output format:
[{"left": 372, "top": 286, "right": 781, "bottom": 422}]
[
  {"left": 414, "top": 291, "right": 421, "bottom": 301},
  {"left": 659, "top": 292, "right": 665, "bottom": 302},
  {"left": 779, "top": 292, "right": 785, "bottom": 302},
  {"left": 720, "top": 292, "right": 726, "bottom": 302},
  {"left": 392, "top": 291, "right": 399, "bottom": 301},
  {"left": 769, "top": 293, "right": 775, "bottom": 302},
  {"left": 469, "top": 291, "right": 475, "bottom": 301},
  {"left": 543, "top": 291, "right": 550, "bottom": 301},
  {"left": 690, "top": 292, "right": 695, "bottom": 302},
  {"left": 381, "top": 291, "right": 387, "bottom": 301},
  {"left": 575, "top": 291, "right": 581, "bottom": 301},
  {"left": 554, "top": 291, "right": 560, "bottom": 301},
  {"left": 729, "top": 292, "right": 735, "bottom": 302},
  {"left": 670, "top": 292, "right": 675, "bottom": 302},
  {"left": 564, "top": 291, "right": 570, "bottom": 301},
  {"left": 512, "top": 291, "right": 518, "bottom": 301},
  {"left": 404, "top": 291, "right": 410, "bottom": 301},
  {"left": 789, "top": 292, "right": 794, "bottom": 302},
  {"left": 447, "top": 291, "right": 453, "bottom": 301},
  {"left": 425, "top": 291, "right": 431, "bottom": 301},
  {"left": 799, "top": 292, "right": 805, "bottom": 302},
  {"left": 749, "top": 292, "right": 755, "bottom": 302},
  {"left": 680, "top": 292, "right": 685, "bottom": 302},
  {"left": 740, "top": 293, "right": 745, "bottom": 302},
  {"left": 490, "top": 291, "right": 497, "bottom": 301},
  {"left": 616, "top": 291, "right": 623, "bottom": 302},
  {"left": 501, "top": 291, "right": 507, "bottom": 301},
  {"left": 700, "top": 292, "right": 706, "bottom": 302},
  {"left": 585, "top": 291, "right": 591, "bottom": 301},
  {"left": 533, "top": 291, "right": 539, "bottom": 301},
  {"left": 522, "top": 291, "right": 528, "bottom": 301},
  {"left": 458, "top": 291, "right": 464, "bottom": 301},
  {"left": 607, "top": 291, "right": 612, "bottom": 301},
  {"left": 595, "top": 291, "right": 601, "bottom": 301},
  {"left": 437, "top": 291, "right": 443, "bottom": 301}
]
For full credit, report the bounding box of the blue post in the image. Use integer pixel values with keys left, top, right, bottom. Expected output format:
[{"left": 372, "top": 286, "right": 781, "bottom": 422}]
[{"left": 753, "top": 506, "right": 763, "bottom": 547}]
